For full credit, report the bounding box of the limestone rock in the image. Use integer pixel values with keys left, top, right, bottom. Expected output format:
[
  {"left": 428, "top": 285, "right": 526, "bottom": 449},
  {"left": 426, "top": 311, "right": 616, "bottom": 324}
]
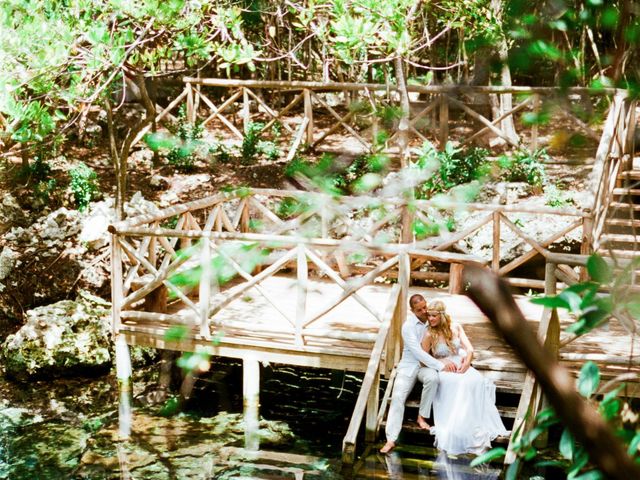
[
  {"left": 1, "top": 291, "right": 112, "bottom": 381},
  {"left": 0, "top": 194, "right": 28, "bottom": 234}
]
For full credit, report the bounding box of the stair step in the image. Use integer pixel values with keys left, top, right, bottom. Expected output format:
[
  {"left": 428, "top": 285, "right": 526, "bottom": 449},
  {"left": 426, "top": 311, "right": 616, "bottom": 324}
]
[
  {"left": 394, "top": 421, "right": 512, "bottom": 443},
  {"left": 605, "top": 218, "right": 640, "bottom": 227},
  {"left": 618, "top": 171, "right": 640, "bottom": 180},
  {"left": 598, "top": 249, "right": 640, "bottom": 260},
  {"left": 613, "top": 188, "right": 640, "bottom": 196},
  {"left": 610, "top": 202, "right": 640, "bottom": 211},
  {"left": 405, "top": 400, "right": 517, "bottom": 419},
  {"left": 600, "top": 233, "right": 640, "bottom": 244}
]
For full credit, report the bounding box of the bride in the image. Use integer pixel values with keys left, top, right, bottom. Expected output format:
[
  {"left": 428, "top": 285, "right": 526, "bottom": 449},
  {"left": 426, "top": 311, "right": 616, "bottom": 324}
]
[{"left": 419, "top": 300, "right": 508, "bottom": 455}]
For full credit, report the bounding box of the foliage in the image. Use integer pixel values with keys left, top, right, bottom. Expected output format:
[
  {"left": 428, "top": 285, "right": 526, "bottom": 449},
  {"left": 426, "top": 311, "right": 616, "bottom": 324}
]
[
  {"left": 498, "top": 149, "right": 548, "bottom": 188},
  {"left": 69, "top": 162, "right": 100, "bottom": 212},
  {"left": 286, "top": 152, "right": 389, "bottom": 195},
  {"left": 240, "top": 122, "right": 281, "bottom": 163},
  {"left": 413, "top": 141, "right": 489, "bottom": 198},
  {"left": 545, "top": 184, "right": 575, "bottom": 208},
  {"left": 475, "top": 253, "right": 640, "bottom": 476},
  {"left": 166, "top": 106, "right": 205, "bottom": 172}
]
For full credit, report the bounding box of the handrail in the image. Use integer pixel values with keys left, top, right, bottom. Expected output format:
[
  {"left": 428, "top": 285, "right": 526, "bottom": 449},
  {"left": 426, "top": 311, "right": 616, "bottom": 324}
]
[
  {"left": 342, "top": 284, "right": 400, "bottom": 466},
  {"left": 183, "top": 77, "right": 623, "bottom": 96}
]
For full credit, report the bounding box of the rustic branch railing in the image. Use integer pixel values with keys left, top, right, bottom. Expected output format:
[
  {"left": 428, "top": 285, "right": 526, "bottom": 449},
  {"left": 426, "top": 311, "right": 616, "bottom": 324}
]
[
  {"left": 130, "top": 78, "right": 622, "bottom": 156},
  {"left": 589, "top": 91, "right": 638, "bottom": 251},
  {"left": 342, "top": 284, "right": 401, "bottom": 466}
]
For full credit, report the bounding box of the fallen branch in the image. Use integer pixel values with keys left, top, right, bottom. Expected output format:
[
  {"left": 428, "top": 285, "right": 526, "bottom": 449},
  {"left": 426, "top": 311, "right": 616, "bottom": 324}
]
[{"left": 464, "top": 266, "right": 640, "bottom": 480}]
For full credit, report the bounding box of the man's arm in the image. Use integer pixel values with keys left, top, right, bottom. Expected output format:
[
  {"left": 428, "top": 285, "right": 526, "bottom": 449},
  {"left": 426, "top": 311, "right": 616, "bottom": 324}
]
[{"left": 402, "top": 321, "right": 444, "bottom": 371}]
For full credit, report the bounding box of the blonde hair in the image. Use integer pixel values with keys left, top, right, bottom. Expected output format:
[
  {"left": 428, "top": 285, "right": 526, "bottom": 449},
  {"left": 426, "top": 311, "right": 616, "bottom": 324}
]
[{"left": 425, "top": 300, "right": 456, "bottom": 354}]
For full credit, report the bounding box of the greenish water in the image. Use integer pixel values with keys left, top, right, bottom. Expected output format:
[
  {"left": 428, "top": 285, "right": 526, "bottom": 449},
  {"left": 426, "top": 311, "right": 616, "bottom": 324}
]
[{"left": 0, "top": 364, "right": 550, "bottom": 479}]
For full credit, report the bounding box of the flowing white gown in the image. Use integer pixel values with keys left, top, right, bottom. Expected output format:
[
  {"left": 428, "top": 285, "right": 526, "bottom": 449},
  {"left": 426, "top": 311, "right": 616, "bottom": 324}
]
[{"left": 430, "top": 338, "right": 509, "bottom": 455}]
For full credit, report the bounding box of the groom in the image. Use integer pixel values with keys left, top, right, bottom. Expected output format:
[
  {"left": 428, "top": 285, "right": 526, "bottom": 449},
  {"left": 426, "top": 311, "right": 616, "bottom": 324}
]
[{"left": 380, "top": 294, "right": 457, "bottom": 453}]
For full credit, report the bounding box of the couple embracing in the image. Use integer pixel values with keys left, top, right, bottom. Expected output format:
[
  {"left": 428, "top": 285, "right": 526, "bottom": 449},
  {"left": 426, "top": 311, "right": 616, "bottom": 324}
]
[{"left": 380, "top": 294, "right": 508, "bottom": 455}]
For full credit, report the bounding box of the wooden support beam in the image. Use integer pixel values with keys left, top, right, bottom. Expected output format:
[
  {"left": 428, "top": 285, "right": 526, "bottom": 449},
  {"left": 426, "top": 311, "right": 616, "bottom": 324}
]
[
  {"left": 449, "top": 97, "right": 520, "bottom": 148},
  {"left": 492, "top": 211, "right": 501, "bottom": 272},
  {"left": 111, "top": 234, "right": 124, "bottom": 334},
  {"left": 296, "top": 245, "right": 308, "bottom": 345},
  {"left": 243, "top": 356, "right": 260, "bottom": 451},
  {"left": 449, "top": 263, "right": 464, "bottom": 294}
]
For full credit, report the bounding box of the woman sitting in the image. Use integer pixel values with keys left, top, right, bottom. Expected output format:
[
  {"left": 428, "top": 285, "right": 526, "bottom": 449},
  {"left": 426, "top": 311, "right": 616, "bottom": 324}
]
[{"left": 420, "top": 300, "right": 508, "bottom": 455}]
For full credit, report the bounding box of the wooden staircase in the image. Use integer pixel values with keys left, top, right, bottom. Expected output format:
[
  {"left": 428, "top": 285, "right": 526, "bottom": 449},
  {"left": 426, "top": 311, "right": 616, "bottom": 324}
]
[
  {"left": 377, "top": 375, "right": 516, "bottom": 448},
  {"left": 599, "top": 166, "right": 640, "bottom": 261}
]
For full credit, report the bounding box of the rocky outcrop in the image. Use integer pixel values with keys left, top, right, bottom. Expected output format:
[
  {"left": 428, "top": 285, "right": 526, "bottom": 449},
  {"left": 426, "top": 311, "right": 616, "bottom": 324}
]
[
  {"left": 1, "top": 291, "right": 112, "bottom": 381},
  {"left": 0, "top": 193, "right": 159, "bottom": 341}
]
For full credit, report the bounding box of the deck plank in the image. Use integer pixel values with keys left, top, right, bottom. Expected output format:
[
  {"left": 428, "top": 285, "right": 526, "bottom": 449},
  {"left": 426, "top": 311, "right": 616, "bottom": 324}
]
[{"left": 125, "top": 275, "right": 640, "bottom": 393}]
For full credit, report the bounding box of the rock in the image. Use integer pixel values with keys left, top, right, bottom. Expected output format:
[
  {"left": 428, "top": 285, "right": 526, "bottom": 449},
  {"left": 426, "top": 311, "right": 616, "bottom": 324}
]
[
  {"left": 0, "top": 194, "right": 28, "bottom": 234},
  {"left": 150, "top": 174, "right": 169, "bottom": 190},
  {"left": 0, "top": 247, "right": 19, "bottom": 281},
  {"left": 1, "top": 291, "right": 112, "bottom": 381}
]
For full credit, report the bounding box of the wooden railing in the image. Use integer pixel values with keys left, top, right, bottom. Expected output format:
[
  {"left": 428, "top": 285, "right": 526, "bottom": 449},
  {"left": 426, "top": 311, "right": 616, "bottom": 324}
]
[
  {"left": 590, "top": 92, "right": 638, "bottom": 251},
  {"left": 108, "top": 190, "right": 488, "bottom": 345},
  {"left": 131, "top": 78, "right": 622, "bottom": 155},
  {"left": 342, "top": 284, "right": 401, "bottom": 466}
]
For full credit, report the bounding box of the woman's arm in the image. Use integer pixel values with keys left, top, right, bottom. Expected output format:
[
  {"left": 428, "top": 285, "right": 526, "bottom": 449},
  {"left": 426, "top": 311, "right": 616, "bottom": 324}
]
[
  {"left": 421, "top": 332, "right": 456, "bottom": 372},
  {"left": 456, "top": 324, "right": 474, "bottom": 373}
]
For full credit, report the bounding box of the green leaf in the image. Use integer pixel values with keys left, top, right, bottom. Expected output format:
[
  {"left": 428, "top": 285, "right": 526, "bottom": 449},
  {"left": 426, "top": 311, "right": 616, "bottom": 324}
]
[
  {"left": 469, "top": 447, "right": 506, "bottom": 466},
  {"left": 560, "top": 428, "right": 575, "bottom": 460},
  {"left": 530, "top": 295, "right": 569, "bottom": 309},
  {"left": 577, "top": 361, "right": 600, "bottom": 398},
  {"left": 587, "top": 254, "right": 611, "bottom": 284},
  {"left": 627, "top": 431, "right": 640, "bottom": 456},
  {"left": 165, "top": 325, "right": 189, "bottom": 342},
  {"left": 558, "top": 290, "right": 583, "bottom": 314},
  {"left": 505, "top": 458, "right": 520, "bottom": 480},
  {"left": 572, "top": 470, "right": 604, "bottom": 480}
]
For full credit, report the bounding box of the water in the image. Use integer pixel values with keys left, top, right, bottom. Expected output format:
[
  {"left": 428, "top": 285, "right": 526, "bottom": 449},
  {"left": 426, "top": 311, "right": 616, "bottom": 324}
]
[{"left": 0, "top": 362, "right": 545, "bottom": 479}]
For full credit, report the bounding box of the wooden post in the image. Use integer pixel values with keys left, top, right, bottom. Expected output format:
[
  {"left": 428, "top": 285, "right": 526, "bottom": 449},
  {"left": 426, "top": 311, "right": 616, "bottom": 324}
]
[
  {"left": 296, "top": 244, "right": 307, "bottom": 345},
  {"left": 365, "top": 368, "right": 380, "bottom": 442},
  {"left": 115, "top": 334, "right": 132, "bottom": 439},
  {"left": 388, "top": 253, "right": 410, "bottom": 370},
  {"left": 580, "top": 216, "right": 593, "bottom": 281},
  {"left": 243, "top": 356, "right": 260, "bottom": 451},
  {"left": 240, "top": 198, "right": 250, "bottom": 233},
  {"left": 531, "top": 94, "right": 540, "bottom": 151},
  {"left": 439, "top": 92, "right": 449, "bottom": 148},
  {"left": 304, "top": 89, "right": 314, "bottom": 145},
  {"left": 243, "top": 87, "right": 250, "bottom": 133},
  {"left": 492, "top": 211, "right": 501, "bottom": 272},
  {"left": 186, "top": 83, "right": 195, "bottom": 124},
  {"left": 449, "top": 263, "right": 464, "bottom": 294},
  {"left": 199, "top": 239, "right": 211, "bottom": 339},
  {"left": 110, "top": 233, "right": 123, "bottom": 335}
]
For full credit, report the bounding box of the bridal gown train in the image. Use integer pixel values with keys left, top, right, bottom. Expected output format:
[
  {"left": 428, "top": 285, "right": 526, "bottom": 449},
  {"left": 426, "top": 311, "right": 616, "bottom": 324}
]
[{"left": 430, "top": 339, "right": 509, "bottom": 455}]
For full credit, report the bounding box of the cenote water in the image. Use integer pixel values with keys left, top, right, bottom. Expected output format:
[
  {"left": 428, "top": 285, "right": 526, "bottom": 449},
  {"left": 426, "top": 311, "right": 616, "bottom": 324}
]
[{"left": 0, "top": 359, "right": 557, "bottom": 479}]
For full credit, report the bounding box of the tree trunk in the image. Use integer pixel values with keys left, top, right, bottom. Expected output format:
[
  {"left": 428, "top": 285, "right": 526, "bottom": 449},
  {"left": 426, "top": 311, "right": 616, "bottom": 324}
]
[
  {"left": 491, "top": 0, "right": 519, "bottom": 146},
  {"left": 394, "top": 56, "right": 411, "bottom": 168}
]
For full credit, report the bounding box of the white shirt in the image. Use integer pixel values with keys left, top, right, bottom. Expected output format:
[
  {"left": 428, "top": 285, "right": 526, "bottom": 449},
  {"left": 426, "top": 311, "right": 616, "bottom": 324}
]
[{"left": 396, "top": 312, "right": 444, "bottom": 376}]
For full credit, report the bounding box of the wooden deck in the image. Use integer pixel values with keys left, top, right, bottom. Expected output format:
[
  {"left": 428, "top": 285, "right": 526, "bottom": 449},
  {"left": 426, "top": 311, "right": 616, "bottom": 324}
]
[{"left": 119, "top": 275, "right": 640, "bottom": 395}]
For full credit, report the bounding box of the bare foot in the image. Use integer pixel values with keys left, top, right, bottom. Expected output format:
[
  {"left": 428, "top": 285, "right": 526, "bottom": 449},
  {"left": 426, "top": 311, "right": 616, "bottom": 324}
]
[
  {"left": 417, "top": 415, "right": 431, "bottom": 430},
  {"left": 380, "top": 441, "right": 395, "bottom": 453}
]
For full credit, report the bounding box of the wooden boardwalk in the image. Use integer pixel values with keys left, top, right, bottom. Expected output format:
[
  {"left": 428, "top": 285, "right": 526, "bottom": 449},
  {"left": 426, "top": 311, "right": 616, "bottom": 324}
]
[{"left": 119, "top": 275, "right": 640, "bottom": 395}]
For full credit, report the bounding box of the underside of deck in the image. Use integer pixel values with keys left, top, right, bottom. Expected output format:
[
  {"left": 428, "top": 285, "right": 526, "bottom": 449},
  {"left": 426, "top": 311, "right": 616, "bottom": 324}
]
[{"left": 119, "top": 275, "right": 640, "bottom": 396}]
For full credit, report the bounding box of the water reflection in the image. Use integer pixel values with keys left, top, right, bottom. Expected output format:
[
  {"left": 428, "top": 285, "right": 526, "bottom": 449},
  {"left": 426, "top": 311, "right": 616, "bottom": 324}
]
[{"left": 357, "top": 450, "right": 502, "bottom": 480}]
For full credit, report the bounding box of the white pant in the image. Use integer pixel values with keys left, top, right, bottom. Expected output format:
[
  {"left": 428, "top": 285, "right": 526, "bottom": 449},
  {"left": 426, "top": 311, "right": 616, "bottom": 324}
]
[{"left": 385, "top": 367, "right": 439, "bottom": 442}]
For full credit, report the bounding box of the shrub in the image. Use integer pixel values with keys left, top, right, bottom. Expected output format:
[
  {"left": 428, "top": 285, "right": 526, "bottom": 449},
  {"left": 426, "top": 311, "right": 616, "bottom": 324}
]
[
  {"left": 69, "top": 162, "right": 100, "bottom": 211},
  {"left": 241, "top": 122, "right": 264, "bottom": 164},
  {"left": 167, "top": 106, "right": 204, "bottom": 172},
  {"left": 498, "top": 149, "right": 548, "bottom": 187},
  {"left": 414, "top": 141, "right": 489, "bottom": 198}
]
